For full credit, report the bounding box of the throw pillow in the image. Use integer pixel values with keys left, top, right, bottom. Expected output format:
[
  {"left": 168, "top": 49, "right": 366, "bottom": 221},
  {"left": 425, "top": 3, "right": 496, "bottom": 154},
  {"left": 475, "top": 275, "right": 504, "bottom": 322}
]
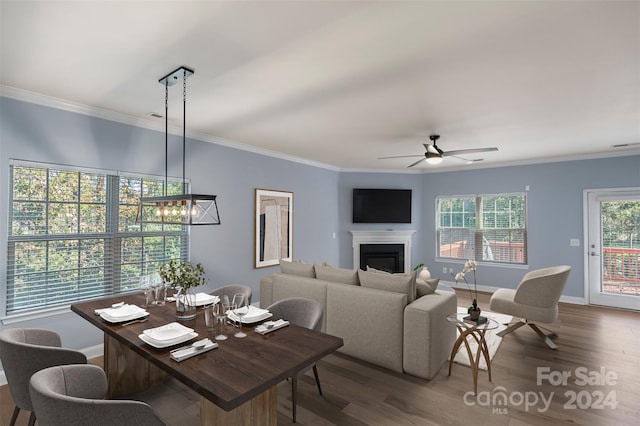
[
  {"left": 314, "top": 264, "right": 359, "bottom": 285},
  {"left": 416, "top": 277, "right": 440, "bottom": 297},
  {"left": 357, "top": 269, "right": 417, "bottom": 303},
  {"left": 279, "top": 259, "right": 316, "bottom": 278}
]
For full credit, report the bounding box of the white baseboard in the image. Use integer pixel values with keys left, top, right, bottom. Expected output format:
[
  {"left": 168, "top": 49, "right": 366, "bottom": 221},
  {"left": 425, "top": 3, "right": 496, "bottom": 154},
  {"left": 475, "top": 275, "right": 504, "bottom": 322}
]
[{"left": 0, "top": 343, "right": 104, "bottom": 386}]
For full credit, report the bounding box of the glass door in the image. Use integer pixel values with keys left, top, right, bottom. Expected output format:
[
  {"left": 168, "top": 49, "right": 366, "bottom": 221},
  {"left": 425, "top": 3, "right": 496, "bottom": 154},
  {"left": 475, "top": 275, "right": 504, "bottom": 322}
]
[{"left": 586, "top": 189, "right": 640, "bottom": 310}]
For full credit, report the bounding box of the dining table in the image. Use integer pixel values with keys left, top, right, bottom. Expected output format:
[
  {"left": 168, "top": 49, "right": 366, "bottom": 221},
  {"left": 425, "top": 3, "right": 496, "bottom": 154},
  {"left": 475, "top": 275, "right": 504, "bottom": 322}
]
[{"left": 71, "top": 293, "right": 344, "bottom": 426}]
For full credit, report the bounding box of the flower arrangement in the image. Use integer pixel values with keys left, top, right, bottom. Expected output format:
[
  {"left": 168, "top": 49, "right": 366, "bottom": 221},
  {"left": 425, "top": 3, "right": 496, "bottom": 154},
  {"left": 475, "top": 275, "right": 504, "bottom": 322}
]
[
  {"left": 159, "top": 260, "right": 206, "bottom": 291},
  {"left": 453, "top": 260, "right": 480, "bottom": 315}
]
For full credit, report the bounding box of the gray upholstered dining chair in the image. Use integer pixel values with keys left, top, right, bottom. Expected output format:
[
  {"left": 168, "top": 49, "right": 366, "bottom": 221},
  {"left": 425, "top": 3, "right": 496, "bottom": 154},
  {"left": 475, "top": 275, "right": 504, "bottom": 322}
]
[
  {"left": 489, "top": 265, "right": 571, "bottom": 349},
  {"left": 210, "top": 284, "right": 252, "bottom": 305},
  {"left": 266, "top": 297, "right": 324, "bottom": 423},
  {"left": 29, "top": 364, "right": 166, "bottom": 426},
  {"left": 0, "top": 328, "right": 87, "bottom": 426}
]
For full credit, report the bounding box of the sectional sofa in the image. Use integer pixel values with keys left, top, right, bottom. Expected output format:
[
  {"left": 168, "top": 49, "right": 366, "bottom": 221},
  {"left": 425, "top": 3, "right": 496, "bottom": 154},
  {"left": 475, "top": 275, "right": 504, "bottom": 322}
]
[{"left": 259, "top": 261, "right": 457, "bottom": 380}]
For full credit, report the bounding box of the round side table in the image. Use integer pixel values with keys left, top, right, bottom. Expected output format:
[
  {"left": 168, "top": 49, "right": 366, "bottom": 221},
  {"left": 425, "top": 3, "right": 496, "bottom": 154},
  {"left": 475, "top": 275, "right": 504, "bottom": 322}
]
[{"left": 446, "top": 313, "right": 499, "bottom": 395}]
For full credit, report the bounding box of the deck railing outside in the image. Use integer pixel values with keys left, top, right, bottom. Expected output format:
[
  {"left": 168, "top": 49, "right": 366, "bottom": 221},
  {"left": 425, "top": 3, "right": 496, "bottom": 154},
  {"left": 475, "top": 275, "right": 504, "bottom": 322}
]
[{"left": 602, "top": 247, "right": 640, "bottom": 284}]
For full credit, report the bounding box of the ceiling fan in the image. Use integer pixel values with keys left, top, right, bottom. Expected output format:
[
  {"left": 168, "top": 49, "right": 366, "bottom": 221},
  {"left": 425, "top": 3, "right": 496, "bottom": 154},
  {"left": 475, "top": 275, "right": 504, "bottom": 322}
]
[{"left": 378, "top": 134, "right": 498, "bottom": 167}]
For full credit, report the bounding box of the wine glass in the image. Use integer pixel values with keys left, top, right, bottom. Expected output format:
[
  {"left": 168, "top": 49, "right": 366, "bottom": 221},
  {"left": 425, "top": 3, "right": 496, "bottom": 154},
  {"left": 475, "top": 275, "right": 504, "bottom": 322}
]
[
  {"left": 139, "top": 275, "right": 153, "bottom": 308},
  {"left": 212, "top": 302, "right": 228, "bottom": 341},
  {"left": 232, "top": 293, "right": 247, "bottom": 338}
]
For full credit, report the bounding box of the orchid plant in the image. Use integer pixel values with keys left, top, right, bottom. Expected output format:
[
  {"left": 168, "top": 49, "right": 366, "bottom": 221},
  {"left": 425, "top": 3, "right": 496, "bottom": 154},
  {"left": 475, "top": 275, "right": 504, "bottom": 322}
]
[{"left": 453, "top": 260, "right": 479, "bottom": 314}]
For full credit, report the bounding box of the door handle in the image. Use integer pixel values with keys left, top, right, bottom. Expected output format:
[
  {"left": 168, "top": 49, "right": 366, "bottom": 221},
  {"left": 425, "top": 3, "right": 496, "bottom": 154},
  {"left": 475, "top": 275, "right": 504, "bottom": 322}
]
[{"left": 590, "top": 252, "right": 600, "bottom": 256}]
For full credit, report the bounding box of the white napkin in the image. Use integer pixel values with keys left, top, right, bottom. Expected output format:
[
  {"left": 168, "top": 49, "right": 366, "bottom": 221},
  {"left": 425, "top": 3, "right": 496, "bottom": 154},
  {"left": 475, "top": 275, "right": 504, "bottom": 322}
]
[
  {"left": 95, "top": 304, "right": 144, "bottom": 317},
  {"left": 170, "top": 339, "right": 217, "bottom": 362},
  {"left": 255, "top": 319, "right": 290, "bottom": 334},
  {"left": 94, "top": 302, "right": 126, "bottom": 315}
]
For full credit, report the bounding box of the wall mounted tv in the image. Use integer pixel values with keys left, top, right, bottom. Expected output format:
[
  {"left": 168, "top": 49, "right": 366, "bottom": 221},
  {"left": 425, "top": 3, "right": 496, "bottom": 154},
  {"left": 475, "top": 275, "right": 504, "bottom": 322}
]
[{"left": 352, "top": 189, "right": 412, "bottom": 223}]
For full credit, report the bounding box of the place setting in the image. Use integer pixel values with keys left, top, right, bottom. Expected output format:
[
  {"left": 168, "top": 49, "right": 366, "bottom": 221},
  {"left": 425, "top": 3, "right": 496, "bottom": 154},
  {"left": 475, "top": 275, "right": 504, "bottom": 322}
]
[
  {"left": 94, "top": 301, "right": 150, "bottom": 325},
  {"left": 138, "top": 321, "right": 218, "bottom": 362}
]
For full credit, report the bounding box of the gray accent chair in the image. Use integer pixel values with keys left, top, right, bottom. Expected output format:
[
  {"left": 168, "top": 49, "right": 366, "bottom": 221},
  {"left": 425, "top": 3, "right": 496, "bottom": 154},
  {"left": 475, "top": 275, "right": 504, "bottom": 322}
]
[
  {"left": 489, "top": 265, "right": 571, "bottom": 349},
  {"left": 210, "top": 284, "right": 252, "bottom": 305},
  {"left": 0, "top": 328, "right": 87, "bottom": 426},
  {"left": 266, "top": 297, "right": 324, "bottom": 423},
  {"left": 29, "top": 364, "right": 166, "bottom": 426}
]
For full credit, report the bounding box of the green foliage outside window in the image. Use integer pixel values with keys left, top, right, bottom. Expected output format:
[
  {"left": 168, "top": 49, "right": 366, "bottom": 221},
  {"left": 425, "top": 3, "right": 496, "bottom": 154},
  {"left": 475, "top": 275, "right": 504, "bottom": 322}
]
[
  {"left": 437, "top": 194, "right": 527, "bottom": 264},
  {"left": 6, "top": 162, "right": 188, "bottom": 314}
]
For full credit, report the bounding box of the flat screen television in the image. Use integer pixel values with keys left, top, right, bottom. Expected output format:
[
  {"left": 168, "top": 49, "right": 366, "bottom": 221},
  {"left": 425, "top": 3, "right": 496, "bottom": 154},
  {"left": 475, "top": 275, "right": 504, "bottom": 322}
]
[{"left": 352, "top": 188, "right": 412, "bottom": 223}]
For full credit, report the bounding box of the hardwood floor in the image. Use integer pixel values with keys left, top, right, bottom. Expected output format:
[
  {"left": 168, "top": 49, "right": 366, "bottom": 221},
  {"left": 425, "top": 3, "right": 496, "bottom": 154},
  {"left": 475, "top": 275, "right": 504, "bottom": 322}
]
[{"left": 2, "top": 290, "right": 639, "bottom": 425}]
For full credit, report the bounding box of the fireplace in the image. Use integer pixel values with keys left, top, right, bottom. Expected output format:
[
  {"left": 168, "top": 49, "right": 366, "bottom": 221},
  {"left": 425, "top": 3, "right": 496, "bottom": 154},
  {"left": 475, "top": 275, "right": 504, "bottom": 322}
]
[
  {"left": 360, "top": 244, "right": 405, "bottom": 273},
  {"left": 350, "top": 230, "right": 416, "bottom": 273}
]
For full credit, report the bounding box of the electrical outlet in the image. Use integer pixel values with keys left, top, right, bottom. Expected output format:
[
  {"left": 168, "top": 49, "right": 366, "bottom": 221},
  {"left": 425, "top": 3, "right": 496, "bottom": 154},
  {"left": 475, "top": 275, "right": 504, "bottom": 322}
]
[
  {"left": 442, "top": 266, "right": 448, "bottom": 274},
  {"left": 449, "top": 268, "right": 454, "bottom": 274},
  {"left": 570, "top": 239, "right": 580, "bottom": 247}
]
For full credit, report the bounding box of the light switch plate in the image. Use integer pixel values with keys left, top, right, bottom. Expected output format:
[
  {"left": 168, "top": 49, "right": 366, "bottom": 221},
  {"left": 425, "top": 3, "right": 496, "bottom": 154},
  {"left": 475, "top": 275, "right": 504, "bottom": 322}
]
[{"left": 570, "top": 239, "right": 580, "bottom": 247}]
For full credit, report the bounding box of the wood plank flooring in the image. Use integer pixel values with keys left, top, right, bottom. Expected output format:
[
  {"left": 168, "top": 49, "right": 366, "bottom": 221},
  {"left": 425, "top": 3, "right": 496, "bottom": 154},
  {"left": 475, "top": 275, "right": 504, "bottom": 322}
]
[{"left": 2, "top": 290, "right": 639, "bottom": 425}]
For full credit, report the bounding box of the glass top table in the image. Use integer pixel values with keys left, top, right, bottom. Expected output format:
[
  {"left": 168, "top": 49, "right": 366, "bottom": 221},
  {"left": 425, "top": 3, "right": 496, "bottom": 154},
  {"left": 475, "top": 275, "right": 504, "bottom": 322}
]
[{"left": 446, "top": 313, "right": 500, "bottom": 394}]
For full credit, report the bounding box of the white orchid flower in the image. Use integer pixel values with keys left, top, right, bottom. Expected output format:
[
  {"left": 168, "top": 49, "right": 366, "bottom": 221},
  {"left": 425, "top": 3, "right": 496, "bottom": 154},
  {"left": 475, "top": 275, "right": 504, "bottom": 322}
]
[
  {"left": 465, "top": 260, "right": 477, "bottom": 271},
  {"left": 455, "top": 272, "right": 466, "bottom": 282}
]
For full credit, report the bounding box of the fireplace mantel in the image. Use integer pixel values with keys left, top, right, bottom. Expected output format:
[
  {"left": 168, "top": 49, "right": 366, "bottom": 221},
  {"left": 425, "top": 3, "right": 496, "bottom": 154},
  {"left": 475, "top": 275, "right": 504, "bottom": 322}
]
[{"left": 350, "top": 230, "right": 416, "bottom": 272}]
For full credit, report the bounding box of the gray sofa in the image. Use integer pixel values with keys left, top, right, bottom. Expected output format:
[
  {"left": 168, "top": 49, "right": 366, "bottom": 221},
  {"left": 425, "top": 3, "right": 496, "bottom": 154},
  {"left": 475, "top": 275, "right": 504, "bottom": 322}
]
[{"left": 259, "top": 262, "right": 457, "bottom": 380}]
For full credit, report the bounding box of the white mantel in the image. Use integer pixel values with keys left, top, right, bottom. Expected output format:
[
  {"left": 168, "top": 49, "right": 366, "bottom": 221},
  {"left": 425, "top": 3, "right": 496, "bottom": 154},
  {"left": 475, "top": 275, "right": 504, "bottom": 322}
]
[{"left": 350, "top": 230, "right": 416, "bottom": 272}]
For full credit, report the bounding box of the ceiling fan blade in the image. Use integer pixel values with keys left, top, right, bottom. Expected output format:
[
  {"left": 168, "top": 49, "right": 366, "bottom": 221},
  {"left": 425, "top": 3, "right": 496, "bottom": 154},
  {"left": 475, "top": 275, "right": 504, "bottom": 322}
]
[
  {"left": 378, "top": 154, "right": 424, "bottom": 159},
  {"left": 442, "top": 147, "right": 498, "bottom": 157},
  {"left": 407, "top": 157, "right": 426, "bottom": 168},
  {"left": 449, "top": 155, "right": 485, "bottom": 163}
]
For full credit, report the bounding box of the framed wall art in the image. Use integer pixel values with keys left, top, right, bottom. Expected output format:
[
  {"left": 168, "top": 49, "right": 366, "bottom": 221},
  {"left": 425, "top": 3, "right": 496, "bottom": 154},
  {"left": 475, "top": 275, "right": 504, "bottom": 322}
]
[{"left": 254, "top": 188, "right": 293, "bottom": 268}]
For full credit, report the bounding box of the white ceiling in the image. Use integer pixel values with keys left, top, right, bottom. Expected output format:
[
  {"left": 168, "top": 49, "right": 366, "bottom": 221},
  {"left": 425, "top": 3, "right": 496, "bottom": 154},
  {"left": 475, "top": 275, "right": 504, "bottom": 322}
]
[{"left": 1, "top": 1, "right": 639, "bottom": 172}]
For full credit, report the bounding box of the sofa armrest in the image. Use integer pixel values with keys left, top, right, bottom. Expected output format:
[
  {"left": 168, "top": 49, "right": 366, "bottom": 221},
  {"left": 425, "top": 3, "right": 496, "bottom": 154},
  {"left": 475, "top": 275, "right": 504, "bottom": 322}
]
[
  {"left": 259, "top": 275, "right": 275, "bottom": 309},
  {"left": 403, "top": 290, "right": 457, "bottom": 380}
]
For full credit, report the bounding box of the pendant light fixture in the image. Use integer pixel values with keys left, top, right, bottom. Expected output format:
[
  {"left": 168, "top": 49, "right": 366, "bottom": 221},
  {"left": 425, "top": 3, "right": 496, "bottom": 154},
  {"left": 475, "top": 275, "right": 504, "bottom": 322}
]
[{"left": 137, "top": 66, "right": 221, "bottom": 226}]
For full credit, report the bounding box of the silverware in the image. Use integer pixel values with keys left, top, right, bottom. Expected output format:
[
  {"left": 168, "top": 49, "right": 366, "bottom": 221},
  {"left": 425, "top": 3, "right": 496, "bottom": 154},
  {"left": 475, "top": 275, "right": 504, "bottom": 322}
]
[
  {"left": 119, "top": 317, "right": 148, "bottom": 327},
  {"left": 170, "top": 339, "right": 208, "bottom": 353}
]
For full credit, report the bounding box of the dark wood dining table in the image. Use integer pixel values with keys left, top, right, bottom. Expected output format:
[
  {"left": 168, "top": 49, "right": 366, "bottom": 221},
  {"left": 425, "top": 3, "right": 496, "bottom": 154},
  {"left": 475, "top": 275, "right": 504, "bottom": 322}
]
[{"left": 71, "top": 293, "right": 343, "bottom": 426}]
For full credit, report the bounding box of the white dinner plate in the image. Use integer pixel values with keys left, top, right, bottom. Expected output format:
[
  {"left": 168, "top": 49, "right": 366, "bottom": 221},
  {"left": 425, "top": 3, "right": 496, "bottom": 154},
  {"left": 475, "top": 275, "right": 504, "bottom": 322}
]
[
  {"left": 100, "top": 308, "right": 149, "bottom": 324},
  {"left": 227, "top": 306, "right": 272, "bottom": 324},
  {"left": 178, "top": 293, "right": 219, "bottom": 307},
  {"left": 143, "top": 322, "right": 194, "bottom": 342},
  {"left": 139, "top": 331, "right": 199, "bottom": 348}
]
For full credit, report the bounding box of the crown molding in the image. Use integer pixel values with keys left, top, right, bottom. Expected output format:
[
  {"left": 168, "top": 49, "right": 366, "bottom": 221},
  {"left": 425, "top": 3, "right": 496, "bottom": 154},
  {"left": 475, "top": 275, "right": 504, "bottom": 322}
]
[
  {"left": 0, "top": 85, "right": 341, "bottom": 172},
  {"left": 3, "top": 85, "right": 638, "bottom": 174}
]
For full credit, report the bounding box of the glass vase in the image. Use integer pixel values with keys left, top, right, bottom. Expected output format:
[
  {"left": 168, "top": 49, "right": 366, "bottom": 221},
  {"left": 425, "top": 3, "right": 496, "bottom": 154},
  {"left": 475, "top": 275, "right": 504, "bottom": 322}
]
[{"left": 175, "top": 287, "right": 197, "bottom": 320}]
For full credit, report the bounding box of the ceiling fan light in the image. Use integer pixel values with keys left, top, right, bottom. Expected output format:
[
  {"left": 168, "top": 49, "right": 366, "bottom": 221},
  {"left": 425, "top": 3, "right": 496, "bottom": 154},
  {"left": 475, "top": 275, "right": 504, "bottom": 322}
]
[{"left": 425, "top": 152, "right": 443, "bottom": 165}]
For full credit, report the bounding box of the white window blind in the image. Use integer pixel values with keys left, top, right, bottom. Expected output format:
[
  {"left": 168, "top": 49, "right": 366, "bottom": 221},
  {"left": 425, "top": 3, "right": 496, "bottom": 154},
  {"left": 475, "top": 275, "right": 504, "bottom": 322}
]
[
  {"left": 6, "top": 162, "right": 188, "bottom": 314},
  {"left": 437, "top": 193, "right": 527, "bottom": 264}
]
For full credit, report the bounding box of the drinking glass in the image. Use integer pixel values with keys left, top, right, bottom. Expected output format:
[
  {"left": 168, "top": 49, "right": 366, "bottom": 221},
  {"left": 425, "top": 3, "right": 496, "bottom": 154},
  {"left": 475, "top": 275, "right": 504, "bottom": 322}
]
[
  {"left": 232, "top": 293, "right": 247, "bottom": 338},
  {"left": 222, "top": 297, "right": 234, "bottom": 333},
  {"left": 204, "top": 304, "right": 214, "bottom": 329},
  {"left": 150, "top": 273, "right": 165, "bottom": 306},
  {"left": 139, "top": 275, "right": 153, "bottom": 308},
  {"left": 212, "top": 302, "right": 228, "bottom": 341}
]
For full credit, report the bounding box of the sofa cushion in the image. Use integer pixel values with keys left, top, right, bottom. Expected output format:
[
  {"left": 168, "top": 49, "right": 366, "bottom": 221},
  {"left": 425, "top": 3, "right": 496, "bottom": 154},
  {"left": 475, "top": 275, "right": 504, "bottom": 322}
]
[
  {"left": 314, "top": 264, "right": 359, "bottom": 285},
  {"left": 416, "top": 278, "right": 440, "bottom": 297},
  {"left": 326, "top": 283, "right": 405, "bottom": 373},
  {"left": 357, "top": 269, "right": 416, "bottom": 303},
  {"left": 271, "top": 274, "right": 328, "bottom": 331},
  {"left": 280, "top": 259, "right": 316, "bottom": 278}
]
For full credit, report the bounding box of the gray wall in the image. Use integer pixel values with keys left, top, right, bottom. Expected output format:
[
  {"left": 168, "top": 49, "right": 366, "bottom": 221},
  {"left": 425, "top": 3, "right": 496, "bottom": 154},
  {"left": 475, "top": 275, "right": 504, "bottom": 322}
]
[
  {"left": 414, "top": 157, "right": 640, "bottom": 298},
  {"left": 0, "top": 97, "right": 340, "bottom": 352},
  {"left": 1, "top": 95, "right": 639, "bottom": 357}
]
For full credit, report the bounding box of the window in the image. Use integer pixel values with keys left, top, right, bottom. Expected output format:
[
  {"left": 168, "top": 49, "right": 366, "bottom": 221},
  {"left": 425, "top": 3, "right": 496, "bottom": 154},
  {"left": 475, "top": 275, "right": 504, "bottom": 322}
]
[
  {"left": 6, "top": 161, "right": 188, "bottom": 314},
  {"left": 437, "top": 193, "right": 527, "bottom": 264}
]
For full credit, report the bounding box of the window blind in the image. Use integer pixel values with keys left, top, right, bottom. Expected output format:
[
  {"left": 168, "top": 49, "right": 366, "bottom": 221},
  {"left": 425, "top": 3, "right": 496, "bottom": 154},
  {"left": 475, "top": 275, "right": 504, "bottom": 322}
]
[
  {"left": 6, "top": 163, "right": 188, "bottom": 314},
  {"left": 437, "top": 194, "right": 527, "bottom": 264}
]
